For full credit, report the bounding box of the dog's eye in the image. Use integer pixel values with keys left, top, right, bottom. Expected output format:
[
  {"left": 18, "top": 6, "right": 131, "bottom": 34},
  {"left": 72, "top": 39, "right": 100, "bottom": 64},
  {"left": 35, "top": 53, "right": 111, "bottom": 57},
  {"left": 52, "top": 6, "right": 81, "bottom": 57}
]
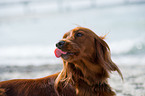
[{"left": 75, "top": 33, "right": 83, "bottom": 37}]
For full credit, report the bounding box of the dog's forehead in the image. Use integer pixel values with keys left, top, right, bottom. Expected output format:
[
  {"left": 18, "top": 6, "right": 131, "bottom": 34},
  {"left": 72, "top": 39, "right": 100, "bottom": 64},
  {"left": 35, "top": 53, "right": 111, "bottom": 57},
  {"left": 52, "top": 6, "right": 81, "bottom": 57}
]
[
  {"left": 64, "top": 29, "right": 83, "bottom": 37},
  {"left": 70, "top": 28, "right": 89, "bottom": 35},
  {"left": 63, "top": 27, "right": 97, "bottom": 38},
  {"left": 71, "top": 29, "right": 83, "bottom": 35}
]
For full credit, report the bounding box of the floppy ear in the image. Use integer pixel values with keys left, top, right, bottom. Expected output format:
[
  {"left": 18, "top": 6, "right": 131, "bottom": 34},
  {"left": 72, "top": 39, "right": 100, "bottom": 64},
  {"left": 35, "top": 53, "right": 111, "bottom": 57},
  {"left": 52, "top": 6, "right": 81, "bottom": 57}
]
[
  {"left": 54, "top": 60, "right": 67, "bottom": 90},
  {"left": 94, "top": 36, "right": 123, "bottom": 80}
]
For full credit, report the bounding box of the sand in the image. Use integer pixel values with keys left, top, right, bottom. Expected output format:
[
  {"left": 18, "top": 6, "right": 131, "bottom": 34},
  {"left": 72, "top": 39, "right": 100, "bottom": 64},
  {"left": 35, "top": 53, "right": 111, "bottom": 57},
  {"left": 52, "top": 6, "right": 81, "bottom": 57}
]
[
  {"left": 110, "top": 65, "right": 145, "bottom": 96},
  {"left": 0, "top": 64, "right": 145, "bottom": 96}
]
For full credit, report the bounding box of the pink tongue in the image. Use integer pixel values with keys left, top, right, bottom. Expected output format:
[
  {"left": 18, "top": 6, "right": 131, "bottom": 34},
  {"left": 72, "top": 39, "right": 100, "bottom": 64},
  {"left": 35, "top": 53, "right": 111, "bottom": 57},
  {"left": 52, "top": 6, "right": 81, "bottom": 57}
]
[{"left": 54, "top": 48, "right": 67, "bottom": 58}]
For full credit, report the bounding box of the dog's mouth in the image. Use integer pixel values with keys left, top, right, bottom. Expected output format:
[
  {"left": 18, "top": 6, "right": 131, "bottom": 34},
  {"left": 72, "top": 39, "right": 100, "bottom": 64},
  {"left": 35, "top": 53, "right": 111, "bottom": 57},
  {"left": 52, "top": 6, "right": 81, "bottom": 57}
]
[{"left": 54, "top": 48, "right": 75, "bottom": 59}]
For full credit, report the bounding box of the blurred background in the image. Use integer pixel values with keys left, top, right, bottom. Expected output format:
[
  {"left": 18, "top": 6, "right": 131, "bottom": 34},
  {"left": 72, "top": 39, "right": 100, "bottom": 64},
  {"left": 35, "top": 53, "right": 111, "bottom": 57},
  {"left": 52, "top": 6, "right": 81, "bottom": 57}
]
[{"left": 0, "top": 0, "right": 145, "bottom": 95}]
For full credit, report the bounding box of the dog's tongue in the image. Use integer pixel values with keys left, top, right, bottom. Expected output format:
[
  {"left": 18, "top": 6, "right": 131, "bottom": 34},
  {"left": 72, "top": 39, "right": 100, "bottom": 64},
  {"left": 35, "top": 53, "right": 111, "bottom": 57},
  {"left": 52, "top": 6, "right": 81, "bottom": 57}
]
[{"left": 54, "top": 48, "right": 67, "bottom": 58}]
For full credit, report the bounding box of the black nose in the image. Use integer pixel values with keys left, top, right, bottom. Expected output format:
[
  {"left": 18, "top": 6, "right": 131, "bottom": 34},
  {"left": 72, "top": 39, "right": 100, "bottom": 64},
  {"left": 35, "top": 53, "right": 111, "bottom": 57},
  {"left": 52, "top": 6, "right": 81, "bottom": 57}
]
[{"left": 56, "top": 41, "right": 65, "bottom": 49}]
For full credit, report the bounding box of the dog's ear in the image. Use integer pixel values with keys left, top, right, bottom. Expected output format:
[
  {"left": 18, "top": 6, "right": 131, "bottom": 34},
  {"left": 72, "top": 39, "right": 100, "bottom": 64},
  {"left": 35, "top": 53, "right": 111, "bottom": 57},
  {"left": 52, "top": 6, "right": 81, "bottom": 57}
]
[
  {"left": 94, "top": 36, "right": 123, "bottom": 80},
  {"left": 54, "top": 60, "right": 67, "bottom": 91}
]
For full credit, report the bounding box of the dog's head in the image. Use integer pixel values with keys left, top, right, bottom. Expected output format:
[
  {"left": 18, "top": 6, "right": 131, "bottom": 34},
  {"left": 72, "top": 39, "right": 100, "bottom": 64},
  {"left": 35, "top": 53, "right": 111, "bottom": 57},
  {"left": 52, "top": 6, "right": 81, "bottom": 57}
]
[{"left": 55, "top": 27, "right": 100, "bottom": 62}]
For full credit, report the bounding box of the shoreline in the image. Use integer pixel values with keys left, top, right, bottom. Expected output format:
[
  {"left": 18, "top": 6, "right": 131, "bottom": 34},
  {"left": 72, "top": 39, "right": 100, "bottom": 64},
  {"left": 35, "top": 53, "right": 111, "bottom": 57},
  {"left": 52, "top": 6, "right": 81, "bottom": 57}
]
[{"left": 0, "top": 64, "right": 145, "bottom": 96}]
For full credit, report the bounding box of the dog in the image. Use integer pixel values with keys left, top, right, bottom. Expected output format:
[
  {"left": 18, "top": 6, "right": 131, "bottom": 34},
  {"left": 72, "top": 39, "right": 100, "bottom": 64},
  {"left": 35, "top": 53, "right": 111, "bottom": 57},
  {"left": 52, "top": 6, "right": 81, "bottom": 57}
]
[{"left": 0, "top": 27, "right": 123, "bottom": 96}]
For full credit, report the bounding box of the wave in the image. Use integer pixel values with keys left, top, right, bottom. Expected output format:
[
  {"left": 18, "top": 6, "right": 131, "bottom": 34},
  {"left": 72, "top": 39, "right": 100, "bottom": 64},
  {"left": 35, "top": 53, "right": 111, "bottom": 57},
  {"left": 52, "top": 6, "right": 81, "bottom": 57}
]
[
  {"left": 110, "top": 37, "right": 145, "bottom": 56},
  {"left": 0, "top": 37, "right": 145, "bottom": 66},
  {"left": 0, "top": 45, "right": 55, "bottom": 58},
  {"left": 0, "top": 45, "right": 62, "bottom": 66}
]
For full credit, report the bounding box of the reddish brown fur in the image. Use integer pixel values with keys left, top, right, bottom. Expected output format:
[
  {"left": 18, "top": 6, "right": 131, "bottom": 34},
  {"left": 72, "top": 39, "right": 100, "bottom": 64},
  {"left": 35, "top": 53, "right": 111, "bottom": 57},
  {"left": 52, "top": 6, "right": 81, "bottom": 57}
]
[
  {"left": 0, "top": 73, "right": 75, "bottom": 96},
  {"left": 0, "top": 88, "right": 6, "bottom": 96},
  {"left": 55, "top": 27, "right": 123, "bottom": 96},
  {"left": 0, "top": 27, "right": 122, "bottom": 96}
]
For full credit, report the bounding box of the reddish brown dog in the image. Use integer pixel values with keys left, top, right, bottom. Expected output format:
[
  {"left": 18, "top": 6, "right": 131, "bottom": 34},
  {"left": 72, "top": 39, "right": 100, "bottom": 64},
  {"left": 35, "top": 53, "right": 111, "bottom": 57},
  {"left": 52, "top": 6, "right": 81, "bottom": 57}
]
[{"left": 0, "top": 27, "right": 123, "bottom": 96}]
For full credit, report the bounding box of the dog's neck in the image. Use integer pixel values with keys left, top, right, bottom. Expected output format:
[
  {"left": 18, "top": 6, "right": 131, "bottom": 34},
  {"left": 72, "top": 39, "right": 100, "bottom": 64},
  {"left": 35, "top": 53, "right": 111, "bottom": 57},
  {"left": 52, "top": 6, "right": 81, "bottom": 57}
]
[
  {"left": 66, "top": 60, "right": 115, "bottom": 96},
  {"left": 67, "top": 59, "right": 109, "bottom": 85}
]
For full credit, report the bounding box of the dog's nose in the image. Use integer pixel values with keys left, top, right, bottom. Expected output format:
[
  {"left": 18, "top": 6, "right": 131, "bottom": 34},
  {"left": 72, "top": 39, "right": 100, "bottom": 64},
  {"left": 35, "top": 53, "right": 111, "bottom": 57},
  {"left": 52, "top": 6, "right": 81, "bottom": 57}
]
[{"left": 56, "top": 41, "right": 65, "bottom": 49}]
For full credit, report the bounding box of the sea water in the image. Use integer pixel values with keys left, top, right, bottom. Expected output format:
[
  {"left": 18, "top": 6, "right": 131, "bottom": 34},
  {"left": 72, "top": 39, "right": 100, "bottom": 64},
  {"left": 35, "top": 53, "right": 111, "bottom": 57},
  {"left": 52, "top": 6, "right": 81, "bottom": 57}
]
[{"left": 0, "top": 2, "right": 145, "bottom": 66}]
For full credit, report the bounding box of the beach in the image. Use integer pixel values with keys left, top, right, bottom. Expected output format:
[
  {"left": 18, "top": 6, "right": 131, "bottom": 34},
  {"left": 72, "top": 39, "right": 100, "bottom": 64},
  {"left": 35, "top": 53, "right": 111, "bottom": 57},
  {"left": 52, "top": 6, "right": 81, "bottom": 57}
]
[
  {"left": 110, "top": 64, "right": 145, "bottom": 96},
  {"left": 0, "top": 1, "right": 145, "bottom": 96},
  {"left": 0, "top": 64, "right": 145, "bottom": 96}
]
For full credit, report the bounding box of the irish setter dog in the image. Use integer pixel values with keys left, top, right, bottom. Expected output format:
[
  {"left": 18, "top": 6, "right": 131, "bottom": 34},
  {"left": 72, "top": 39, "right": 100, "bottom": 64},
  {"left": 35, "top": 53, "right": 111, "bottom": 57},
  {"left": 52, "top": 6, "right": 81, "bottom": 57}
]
[{"left": 0, "top": 27, "right": 123, "bottom": 96}]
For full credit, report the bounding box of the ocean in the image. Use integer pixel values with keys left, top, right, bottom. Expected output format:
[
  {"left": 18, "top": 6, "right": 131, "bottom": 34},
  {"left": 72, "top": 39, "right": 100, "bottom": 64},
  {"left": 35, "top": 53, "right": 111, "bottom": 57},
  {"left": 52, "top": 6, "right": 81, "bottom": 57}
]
[{"left": 0, "top": 1, "right": 145, "bottom": 67}]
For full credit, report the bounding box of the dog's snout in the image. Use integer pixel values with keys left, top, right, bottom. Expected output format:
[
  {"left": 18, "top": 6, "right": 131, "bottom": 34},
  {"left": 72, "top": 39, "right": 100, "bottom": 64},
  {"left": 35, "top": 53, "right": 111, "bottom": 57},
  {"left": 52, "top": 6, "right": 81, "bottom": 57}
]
[{"left": 56, "top": 41, "right": 65, "bottom": 49}]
